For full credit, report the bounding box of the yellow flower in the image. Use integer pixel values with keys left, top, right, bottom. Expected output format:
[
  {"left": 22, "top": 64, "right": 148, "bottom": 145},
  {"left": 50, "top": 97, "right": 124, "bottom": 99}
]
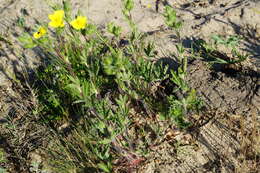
[
  {"left": 147, "top": 4, "right": 152, "bottom": 8},
  {"left": 70, "top": 16, "right": 87, "bottom": 30},
  {"left": 48, "top": 10, "right": 65, "bottom": 28},
  {"left": 33, "top": 27, "right": 47, "bottom": 39}
]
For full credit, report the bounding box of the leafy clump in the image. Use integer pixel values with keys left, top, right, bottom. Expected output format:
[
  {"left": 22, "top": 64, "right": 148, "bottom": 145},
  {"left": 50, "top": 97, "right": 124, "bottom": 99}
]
[
  {"left": 193, "top": 35, "right": 248, "bottom": 65},
  {"left": 19, "top": 1, "right": 202, "bottom": 172}
]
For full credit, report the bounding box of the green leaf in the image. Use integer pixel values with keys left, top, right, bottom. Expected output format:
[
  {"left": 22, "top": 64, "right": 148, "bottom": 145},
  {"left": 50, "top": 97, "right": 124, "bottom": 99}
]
[
  {"left": 175, "top": 21, "right": 182, "bottom": 29},
  {"left": 47, "top": 95, "right": 60, "bottom": 107},
  {"left": 98, "top": 162, "right": 111, "bottom": 173},
  {"left": 211, "top": 35, "right": 225, "bottom": 44},
  {"left": 163, "top": 5, "right": 182, "bottom": 30},
  {"left": 65, "top": 76, "right": 82, "bottom": 98},
  {"left": 107, "top": 22, "right": 122, "bottom": 37},
  {"left": 63, "top": 0, "right": 71, "bottom": 13},
  {"left": 186, "top": 89, "right": 196, "bottom": 104},
  {"left": 159, "top": 112, "right": 166, "bottom": 120},
  {"left": 17, "top": 17, "right": 25, "bottom": 27},
  {"left": 99, "top": 138, "right": 111, "bottom": 145},
  {"left": 85, "top": 24, "right": 97, "bottom": 35},
  {"left": 18, "top": 33, "right": 37, "bottom": 48},
  {"left": 124, "top": 0, "right": 134, "bottom": 11},
  {"left": 97, "top": 121, "right": 106, "bottom": 130},
  {"left": 144, "top": 42, "right": 155, "bottom": 57},
  {"left": 176, "top": 44, "right": 184, "bottom": 54},
  {"left": 0, "top": 168, "right": 7, "bottom": 173}
]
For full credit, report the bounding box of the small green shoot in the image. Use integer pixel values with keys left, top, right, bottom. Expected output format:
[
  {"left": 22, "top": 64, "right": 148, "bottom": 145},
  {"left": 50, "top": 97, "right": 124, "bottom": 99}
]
[{"left": 107, "top": 22, "right": 122, "bottom": 38}]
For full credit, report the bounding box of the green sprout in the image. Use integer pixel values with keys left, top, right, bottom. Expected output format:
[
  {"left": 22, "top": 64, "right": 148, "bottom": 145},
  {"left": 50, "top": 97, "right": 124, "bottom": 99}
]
[
  {"left": 107, "top": 22, "right": 122, "bottom": 38},
  {"left": 163, "top": 5, "right": 182, "bottom": 30}
]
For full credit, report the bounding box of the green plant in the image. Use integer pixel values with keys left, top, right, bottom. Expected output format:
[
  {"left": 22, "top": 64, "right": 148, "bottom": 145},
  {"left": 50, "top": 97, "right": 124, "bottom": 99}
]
[
  {"left": 0, "top": 168, "right": 7, "bottom": 173},
  {"left": 163, "top": 5, "right": 182, "bottom": 30},
  {"left": 0, "top": 149, "right": 7, "bottom": 173},
  {"left": 163, "top": 5, "right": 182, "bottom": 41},
  {"left": 0, "top": 149, "right": 7, "bottom": 163},
  {"left": 167, "top": 88, "right": 202, "bottom": 128},
  {"left": 18, "top": 0, "right": 202, "bottom": 172},
  {"left": 193, "top": 35, "right": 248, "bottom": 65},
  {"left": 212, "top": 35, "right": 241, "bottom": 48},
  {"left": 122, "top": 0, "right": 135, "bottom": 31},
  {"left": 162, "top": 5, "right": 202, "bottom": 128},
  {"left": 107, "top": 22, "right": 122, "bottom": 38},
  {"left": 212, "top": 35, "right": 248, "bottom": 64}
]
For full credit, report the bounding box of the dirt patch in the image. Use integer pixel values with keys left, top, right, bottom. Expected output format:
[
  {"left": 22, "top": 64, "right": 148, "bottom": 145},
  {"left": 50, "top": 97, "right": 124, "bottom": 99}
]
[
  {"left": 186, "top": 59, "right": 260, "bottom": 114},
  {"left": 0, "top": 84, "right": 49, "bottom": 172},
  {"left": 138, "top": 111, "right": 259, "bottom": 173},
  {"left": 138, "top": 58, "right": 260, "bottom": 173}
]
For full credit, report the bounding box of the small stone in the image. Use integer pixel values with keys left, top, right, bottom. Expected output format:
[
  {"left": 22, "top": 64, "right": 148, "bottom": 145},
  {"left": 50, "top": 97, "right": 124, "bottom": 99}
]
[{"left": 29, "top": 151, "right": 42, "bottom": 164}]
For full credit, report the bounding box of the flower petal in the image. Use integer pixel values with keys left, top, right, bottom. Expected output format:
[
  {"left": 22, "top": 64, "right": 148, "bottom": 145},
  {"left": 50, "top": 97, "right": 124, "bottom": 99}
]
[
  {"left": 48, "top": 10, "right": 65, "bottom": 28},
  {"left": 70, "top": 16, "right": 87, "bottom": 30}
]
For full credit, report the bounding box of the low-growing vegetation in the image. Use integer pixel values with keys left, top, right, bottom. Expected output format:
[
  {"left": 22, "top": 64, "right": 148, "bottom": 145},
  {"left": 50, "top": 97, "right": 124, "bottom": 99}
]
[
  {"left": 18, "top": 0, "right": 204, "bottom": 172},
  {"left": 0, "top": 0, "right": 258, "bottom": 173}
]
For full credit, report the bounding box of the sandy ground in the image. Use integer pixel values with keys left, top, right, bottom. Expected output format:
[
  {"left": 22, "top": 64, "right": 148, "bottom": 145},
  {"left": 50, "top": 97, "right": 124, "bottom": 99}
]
[{"left": 0, "top": 0, "right": 259, "bottom": 172}]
